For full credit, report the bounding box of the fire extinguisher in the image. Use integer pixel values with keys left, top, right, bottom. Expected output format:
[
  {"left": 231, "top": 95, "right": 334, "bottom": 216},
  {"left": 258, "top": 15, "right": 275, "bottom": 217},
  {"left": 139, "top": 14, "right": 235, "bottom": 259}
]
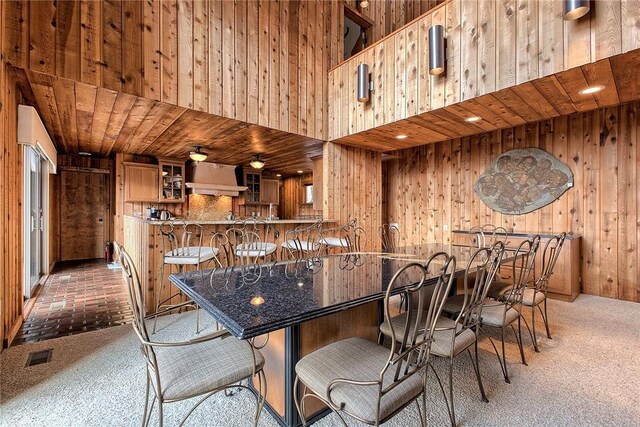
[{"left": 105, "top": 242, "right": 113, "bottom": 263}]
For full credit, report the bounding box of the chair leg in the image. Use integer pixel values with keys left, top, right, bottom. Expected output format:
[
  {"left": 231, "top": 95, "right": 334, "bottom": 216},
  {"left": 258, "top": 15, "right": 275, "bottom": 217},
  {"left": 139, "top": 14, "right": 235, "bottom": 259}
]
[
  {"left": 158, "top": 401, "right": 163, "bottom": 427},
  {"left": 501, "top": 326, "right": 510, "bottom": 384},
  {"left": 293, "top": 376, "right": 307, "bottom": 427},
  {"left": 531, "top": 304, "right": 540, "bottom": 352},
  {"left": 447, "top": 357, "right": 457, "bottom": 427},
  {"left": 542, "top": 298, "right": 552, "bottom": 339},
  {"left": 152, "top": 262, "right": 166, "bottom": 334},
  {"left": 142, "top": 376, "right": 151, "bottom": 427},
  {"left": 516, "top": 316, "right": 527, "bottom": 366},
  {"left": 469, "top": 339, "right": 488, "bottom": 403}
]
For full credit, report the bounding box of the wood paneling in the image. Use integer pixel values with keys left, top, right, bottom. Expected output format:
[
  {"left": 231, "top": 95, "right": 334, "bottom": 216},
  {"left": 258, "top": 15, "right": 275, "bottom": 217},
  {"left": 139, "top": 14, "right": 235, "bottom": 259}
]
[
  {"left": 323, "top": 142, "right": 382, "bottom": 251},
  {"left": 0, "top": 62, "right": 25, "bottom": 346},
  {"left": 384, "top": 102, "right": 640, "bottom": 302},
  {"left": 14, "top": 68, "right": 323, "bottom": 176},
  {"left": 333, "top": 53, "right": 640, "bottom": 151},
  {"left": 329, "top": 0, "right": 640, "bottom": 142},
  {"left": 280, "top": 174, "right": 322, "bottom": 220},
  {"left": 1, "top": 1, "right": 331, "bottom": 141}
]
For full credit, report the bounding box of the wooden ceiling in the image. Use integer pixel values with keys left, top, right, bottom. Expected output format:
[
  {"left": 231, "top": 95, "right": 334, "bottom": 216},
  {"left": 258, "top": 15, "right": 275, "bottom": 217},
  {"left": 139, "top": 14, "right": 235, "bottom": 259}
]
[
  {"left": 334, "top": 50, "right": 640, "bottom": 151},
  {"left": 11, "top": 68, "right": 323, "bottom": 176}
]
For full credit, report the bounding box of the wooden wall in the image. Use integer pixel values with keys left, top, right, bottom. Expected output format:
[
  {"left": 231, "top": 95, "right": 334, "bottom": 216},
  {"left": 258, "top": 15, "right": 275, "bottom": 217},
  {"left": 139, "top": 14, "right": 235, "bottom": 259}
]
[
  {"left": 0, "top": 64, "right": 25, "bottom": 346},
  {"left": 384, "top": 101, "right": 640, "bottom": 302},
  {"left": 323, "top": 142, "right": 382, "bottom": 250},
  {"left": 329, "top": 0, "right": 640, "bottom": 139},
  {"left": 2, "top": 0, "right": 444, "bottom": 143},
  {"left": 280, "top": 173, "right": 322, "bottom": 219}
]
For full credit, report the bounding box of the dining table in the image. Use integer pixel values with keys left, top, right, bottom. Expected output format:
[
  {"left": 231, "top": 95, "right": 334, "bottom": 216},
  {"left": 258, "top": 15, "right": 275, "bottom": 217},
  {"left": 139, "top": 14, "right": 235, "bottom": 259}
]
[{"left": 169, "top": 243, "right": 515, "bottom": 427}]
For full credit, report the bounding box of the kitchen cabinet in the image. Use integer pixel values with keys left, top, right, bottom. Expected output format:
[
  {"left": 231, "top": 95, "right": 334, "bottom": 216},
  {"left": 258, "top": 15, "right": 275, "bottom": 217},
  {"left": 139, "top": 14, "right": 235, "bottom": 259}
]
[
  {"left": 261, "top": 178, "right": 279, "bottom": 204},
  {"left": 159, "top": 159, "right": 185, "bottom": 203},
  {"left": 123, "top": 163, "right": 159, "bottom": 202}
]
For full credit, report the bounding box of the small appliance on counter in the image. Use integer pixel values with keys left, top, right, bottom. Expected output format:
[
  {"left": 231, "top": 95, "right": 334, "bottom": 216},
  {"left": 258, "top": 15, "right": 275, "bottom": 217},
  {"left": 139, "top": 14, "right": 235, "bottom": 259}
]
[{"left": 146, "top": 207, "right": 159, "bottom": 220}]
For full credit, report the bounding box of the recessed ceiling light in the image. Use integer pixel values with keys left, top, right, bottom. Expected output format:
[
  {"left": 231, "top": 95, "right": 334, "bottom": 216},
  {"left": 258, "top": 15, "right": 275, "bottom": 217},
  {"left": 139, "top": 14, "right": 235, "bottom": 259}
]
[
  {"left": 579, "top": 85, "right": 604, "bottom": 95},
  {"left": 465, "top": 116, "right": 482, "bottom": 123},
  {"left": 395, "top": 134, "right": 408, "bottom": 139},
  {"left": 276, "top": 174, "right": 282, "bottom": 177},
  {"left": 297, "top": 170, "right": 304, "bottom": 174},
  {"left": 78, "top": 151, "right": 92, "bottom": 156}
]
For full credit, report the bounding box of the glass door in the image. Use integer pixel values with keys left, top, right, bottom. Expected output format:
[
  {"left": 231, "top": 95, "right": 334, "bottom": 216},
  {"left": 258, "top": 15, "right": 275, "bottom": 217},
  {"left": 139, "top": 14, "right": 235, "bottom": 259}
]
[{"left": 24, "top": 146, "right": 46, "bottom": 298}]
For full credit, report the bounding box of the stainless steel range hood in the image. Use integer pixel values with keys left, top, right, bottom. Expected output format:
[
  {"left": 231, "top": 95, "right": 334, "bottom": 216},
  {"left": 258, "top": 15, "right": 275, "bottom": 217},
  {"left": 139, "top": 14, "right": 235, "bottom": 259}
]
[{"left": 185, "top": 162, "right": 247, "bottom": 196}]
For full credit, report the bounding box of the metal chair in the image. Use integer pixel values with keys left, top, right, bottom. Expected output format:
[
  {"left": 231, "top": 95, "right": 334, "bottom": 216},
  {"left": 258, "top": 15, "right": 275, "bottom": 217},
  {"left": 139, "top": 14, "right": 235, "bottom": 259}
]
[
  {"left": 524, "top": 233, "right": 566, "bottom": 351},
  {"left": 294, "top": 252, "right": 456, "bottom": 427},
  {"left": 115, "top": 243, "right": 267, "bottom": 427},
  {"left": 281, "top": 221, "right": 323, "bottom": 260},
  {"left": 319, "top": 219, "right": 363, "bottom": 253},
  {"left": 381, "top": 223, "right": 400, "bottom": 251},
  {"left": 479, "top": 236, "right": 540, "bottom": 383},
  {"left": 154, "top": 222, "right": 218, "bottom": 334},
  {"left": 380, "top": 243, "right": 505, "bottom": 427},
  {"left": 227, "top": 220, "right": 279, "bottom": 264}
]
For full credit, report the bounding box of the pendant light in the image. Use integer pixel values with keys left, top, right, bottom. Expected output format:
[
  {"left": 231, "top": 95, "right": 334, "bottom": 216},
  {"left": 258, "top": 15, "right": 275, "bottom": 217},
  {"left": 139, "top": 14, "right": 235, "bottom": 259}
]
[
  {"left": 563, "top": 0, "right": 590, "bottom": 20},
  {"left": 189, "top": 146, "right": 207, "bottom": 162},
  {"left": 250, "top": 155, "right": 266, "bottom": 169},
  {"left": 429, "top": 25, "right": 445, "bottom": 76}
]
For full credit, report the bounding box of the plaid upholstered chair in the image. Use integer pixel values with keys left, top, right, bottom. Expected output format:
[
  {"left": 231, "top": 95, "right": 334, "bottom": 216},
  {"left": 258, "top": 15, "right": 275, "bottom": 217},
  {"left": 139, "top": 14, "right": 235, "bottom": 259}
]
[
  {"left": 115, "top": 243, "right": 267, "bottom": 427},
  {"left": 293, "top": 252, "right": 456, "bottom": 426},
  {"left": 380, "top": 242, "right": 505, "bottom": 427}
]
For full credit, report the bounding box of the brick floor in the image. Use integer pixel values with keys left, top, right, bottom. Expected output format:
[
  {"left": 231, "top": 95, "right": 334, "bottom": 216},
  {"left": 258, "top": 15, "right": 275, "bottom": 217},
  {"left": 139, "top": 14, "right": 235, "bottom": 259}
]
[{"left": 12, "top": 259, "right": 132, "bottom": 346}]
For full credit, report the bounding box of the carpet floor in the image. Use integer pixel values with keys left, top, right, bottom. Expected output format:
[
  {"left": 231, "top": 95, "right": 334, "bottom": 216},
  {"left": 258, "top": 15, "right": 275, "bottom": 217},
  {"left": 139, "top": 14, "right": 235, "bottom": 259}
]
[{"left": 1, "top": 294, "right": 639, "bottom": 426}]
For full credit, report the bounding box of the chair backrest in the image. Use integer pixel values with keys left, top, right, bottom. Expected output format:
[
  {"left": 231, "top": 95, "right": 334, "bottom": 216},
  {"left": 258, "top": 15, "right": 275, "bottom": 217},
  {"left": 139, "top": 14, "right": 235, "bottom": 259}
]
[
  {"left": 469, "top": 226, "right": 485, "bottom": 248},
  {"left": 208, "top": 230, "right": 230, "bottom": 268},
  {"left": 226, "top": 226, "right": 265, "bottom": 267},
  {"left": 117, "top": 245, "right": 150, "bottom": 342},
  {"left": 380, "top": 252, "right": 456, "bottom": 394},
  {"left": 381, "top": 223, "right": 400, "bottom": 251},
  {"left": 502, "top": 235, "right": 541, "bottom": 307},
  {"left": 283, "top": 221, "right": 323, "bottom": 260},
  {"left": 159, "top": 221, "right": 206, "bottom": 260},
  {"left": 456, "top": 242, "right": 506, "bottom": 328},
  {"left": 535, "top": 232, "right": 567, "bottom": 292}
]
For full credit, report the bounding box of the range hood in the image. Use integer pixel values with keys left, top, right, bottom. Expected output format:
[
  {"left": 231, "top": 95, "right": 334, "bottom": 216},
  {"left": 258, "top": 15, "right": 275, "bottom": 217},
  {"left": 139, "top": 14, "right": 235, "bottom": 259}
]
[{"left": 185, "top": 162, "right": 248, "bottom": 196}]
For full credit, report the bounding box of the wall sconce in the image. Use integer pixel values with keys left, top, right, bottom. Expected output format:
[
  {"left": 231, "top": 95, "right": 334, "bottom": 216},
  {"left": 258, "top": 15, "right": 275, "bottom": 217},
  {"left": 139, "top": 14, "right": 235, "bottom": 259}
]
[
  {"left": 563, "top": 0, "right": 590, "bottom": 20},
  {"left": 357, "top": 63, "right": 372, "bottom": 103},
  {"left": 429, "top": 25, "right": 445, "bottom": 76}
]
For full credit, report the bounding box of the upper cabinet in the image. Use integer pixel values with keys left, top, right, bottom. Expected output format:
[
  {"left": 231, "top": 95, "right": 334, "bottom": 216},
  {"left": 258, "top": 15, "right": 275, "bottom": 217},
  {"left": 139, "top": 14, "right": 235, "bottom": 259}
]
[
  {"left": 123, "top": 163, "right": 159, "bottom": 203},
  {"left": 261, "top": 178, "right": 280, "bottom": 205},
  {"left": 159, "top": 159, "right": 185, "bottom": 203}
]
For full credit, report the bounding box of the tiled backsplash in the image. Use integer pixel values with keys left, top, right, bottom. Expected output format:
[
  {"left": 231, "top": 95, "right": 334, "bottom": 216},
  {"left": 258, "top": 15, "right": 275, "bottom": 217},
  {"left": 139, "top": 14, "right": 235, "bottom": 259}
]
[{"left": 187, "top": 194, "right": 233, "bottom": 220}]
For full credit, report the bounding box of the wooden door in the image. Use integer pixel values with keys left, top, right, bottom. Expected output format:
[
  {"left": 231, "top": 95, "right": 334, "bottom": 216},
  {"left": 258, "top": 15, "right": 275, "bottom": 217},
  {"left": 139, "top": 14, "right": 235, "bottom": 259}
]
[{"left": 60, "top": 169, "right": 110, "bottom": 261}]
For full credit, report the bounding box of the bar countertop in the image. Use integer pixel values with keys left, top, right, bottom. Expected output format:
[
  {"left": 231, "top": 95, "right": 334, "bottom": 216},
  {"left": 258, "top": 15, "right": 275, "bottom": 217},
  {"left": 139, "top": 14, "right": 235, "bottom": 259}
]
[
  {"left": 124, "top": 215, "right": 334, "bottom": 225},
  {"left": 169, "top": 244, "right": 515, "bottom": 339}
]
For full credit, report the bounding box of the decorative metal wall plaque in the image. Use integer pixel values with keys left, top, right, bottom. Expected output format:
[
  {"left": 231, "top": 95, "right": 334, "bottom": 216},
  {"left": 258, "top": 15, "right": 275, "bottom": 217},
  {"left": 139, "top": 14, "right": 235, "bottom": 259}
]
[{"left": 474, "top": 148, "right": 574, "bottom": 215}]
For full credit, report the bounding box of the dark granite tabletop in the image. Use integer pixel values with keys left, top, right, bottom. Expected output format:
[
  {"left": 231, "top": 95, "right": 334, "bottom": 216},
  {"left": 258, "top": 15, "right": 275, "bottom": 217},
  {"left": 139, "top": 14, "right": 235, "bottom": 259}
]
[{"left": 169, "top": 244, "right": 505, "bottom": 339}]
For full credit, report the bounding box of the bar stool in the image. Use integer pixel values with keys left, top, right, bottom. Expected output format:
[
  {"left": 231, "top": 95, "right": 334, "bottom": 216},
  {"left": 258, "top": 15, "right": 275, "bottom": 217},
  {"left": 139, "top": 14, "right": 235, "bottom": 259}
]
[
  {"left": 226, "top": 220, "right": 279, "bottom": 265},
  {"left": 380, "top": 223, "right": 400, "bottom": 251},
  {"left": 153, "top": 222, "right": 218, "bottom": 334},
  {"left": 319, "top": 219, "right": 366, "bottom": 253},
  {"left": 281, "top": 221, "right": 322, "bottom": 260}
]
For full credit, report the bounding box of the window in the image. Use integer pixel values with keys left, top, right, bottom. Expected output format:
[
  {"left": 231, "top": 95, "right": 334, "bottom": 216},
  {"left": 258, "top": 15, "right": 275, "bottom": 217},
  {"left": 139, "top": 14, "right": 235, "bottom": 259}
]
[{"left": 304, "top": 185, "right": 314, "bottom": 204}]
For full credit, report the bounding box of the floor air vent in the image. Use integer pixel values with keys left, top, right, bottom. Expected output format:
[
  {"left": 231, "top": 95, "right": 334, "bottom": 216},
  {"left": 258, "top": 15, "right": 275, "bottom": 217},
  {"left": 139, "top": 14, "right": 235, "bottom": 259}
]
[{"left": 26, "top": 349, "right": 53, "bottom": 367}]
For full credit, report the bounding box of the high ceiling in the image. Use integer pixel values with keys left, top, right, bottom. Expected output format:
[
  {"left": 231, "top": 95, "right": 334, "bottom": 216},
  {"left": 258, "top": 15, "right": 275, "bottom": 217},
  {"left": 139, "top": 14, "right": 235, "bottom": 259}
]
[
  {"left": 11, "top": 68, "right": 323, "bottom": 176},
  {"left": 333, "top": 50, "right": 640, "bottom": 151}
]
